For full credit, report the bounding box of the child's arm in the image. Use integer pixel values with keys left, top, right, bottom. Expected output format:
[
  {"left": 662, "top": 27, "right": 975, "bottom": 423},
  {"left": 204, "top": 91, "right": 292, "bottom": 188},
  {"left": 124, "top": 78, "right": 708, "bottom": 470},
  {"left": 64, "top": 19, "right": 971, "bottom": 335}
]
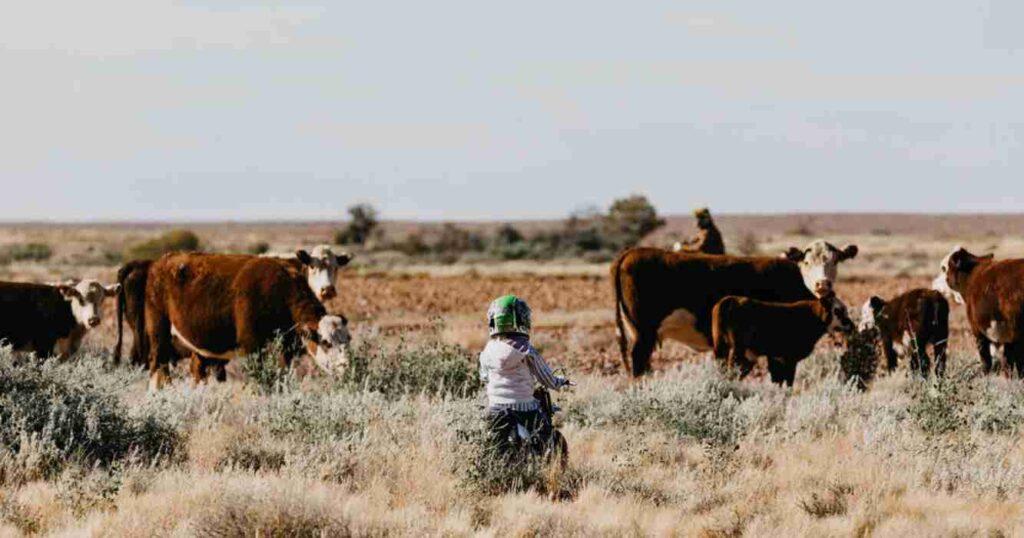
[{"left": 525, "top": 347, "right": 569, "bottom": 390}]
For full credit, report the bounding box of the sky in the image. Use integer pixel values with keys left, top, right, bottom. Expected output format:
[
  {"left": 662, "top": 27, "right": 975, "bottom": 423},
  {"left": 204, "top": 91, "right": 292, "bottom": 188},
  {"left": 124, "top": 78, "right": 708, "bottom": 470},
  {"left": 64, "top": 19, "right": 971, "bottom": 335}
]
[{"left": 0, "top": 0, "right": 1022, "bottom": 221}]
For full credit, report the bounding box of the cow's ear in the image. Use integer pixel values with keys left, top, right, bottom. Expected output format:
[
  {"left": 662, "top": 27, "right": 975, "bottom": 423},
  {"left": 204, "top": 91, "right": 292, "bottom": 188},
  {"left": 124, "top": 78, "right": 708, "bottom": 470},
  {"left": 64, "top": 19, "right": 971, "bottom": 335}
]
[
  {"left": 295, "top": 250, "right": 313, "bottom": 266},
  {"left": 783, "top": 247, "right": 805, "bottom": 262},
  {"left": 334, "top": 252, "right": 353, "bottom": 267},
  {"left": 57, "top": 285, "right": 80, "bottom": 301},
  {"left": 104, "top": 283, "right": 121, "bottom": 297},
  {"left": 838, "top": 245, "right": 859, "bottom": 261}
]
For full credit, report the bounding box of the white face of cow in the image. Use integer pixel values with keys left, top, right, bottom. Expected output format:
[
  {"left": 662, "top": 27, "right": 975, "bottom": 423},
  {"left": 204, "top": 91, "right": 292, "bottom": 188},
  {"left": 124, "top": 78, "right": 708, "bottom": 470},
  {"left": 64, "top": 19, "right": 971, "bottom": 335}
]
[
  {"left": 295, "top": 245, "right": 353, "bottom": 302},
  {"left": 307, "top": 315, "right": 351, "bottom": 373},
  {"left": 783, "top": 240, "right": 859, "bottom": 298},
  {"left": 858, "top": 296, "right": 885, "bottom": 332},
  {"left": 59, "top": 280, "right": 120, "bottom": 329},
  {"left": 932, "top": 247, "right": 968, "bottom": 305},
  {"left": 826, "top": 296, "right": 854, "bottom": 334}
]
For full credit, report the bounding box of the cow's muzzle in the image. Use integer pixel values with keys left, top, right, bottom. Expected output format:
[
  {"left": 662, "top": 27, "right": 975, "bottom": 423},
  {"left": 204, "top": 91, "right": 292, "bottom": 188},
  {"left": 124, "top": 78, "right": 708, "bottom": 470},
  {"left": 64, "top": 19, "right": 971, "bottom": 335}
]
[
  {"left": 320, "top": 286, "right": 337, "bottom": 300},
  {"left": 88, "top": 317, "right": 101, "bottom": 328},
  {"left": 814, "top": 280, "right": 833, "bottom": 297}
]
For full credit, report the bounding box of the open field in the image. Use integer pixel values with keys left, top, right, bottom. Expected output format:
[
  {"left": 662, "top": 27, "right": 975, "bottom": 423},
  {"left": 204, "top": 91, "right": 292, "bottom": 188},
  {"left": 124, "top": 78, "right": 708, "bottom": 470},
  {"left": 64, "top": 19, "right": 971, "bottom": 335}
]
[{"left": 2, "top": 216, "right": 1024, "bottom": 536}]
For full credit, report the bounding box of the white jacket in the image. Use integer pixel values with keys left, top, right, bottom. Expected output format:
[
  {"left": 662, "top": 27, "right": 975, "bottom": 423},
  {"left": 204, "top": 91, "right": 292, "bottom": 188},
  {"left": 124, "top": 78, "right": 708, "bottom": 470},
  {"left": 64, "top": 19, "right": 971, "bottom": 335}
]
[{"left": 479, "top": 337, "right": 567, "bottom": 409}]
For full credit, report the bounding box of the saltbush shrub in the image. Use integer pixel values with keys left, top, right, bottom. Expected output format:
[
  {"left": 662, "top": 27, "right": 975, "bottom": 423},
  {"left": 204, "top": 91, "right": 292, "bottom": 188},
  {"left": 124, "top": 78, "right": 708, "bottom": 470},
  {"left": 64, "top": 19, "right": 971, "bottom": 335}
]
[{"left": 0, "top": 350, "right": 181, "bottom": 484}]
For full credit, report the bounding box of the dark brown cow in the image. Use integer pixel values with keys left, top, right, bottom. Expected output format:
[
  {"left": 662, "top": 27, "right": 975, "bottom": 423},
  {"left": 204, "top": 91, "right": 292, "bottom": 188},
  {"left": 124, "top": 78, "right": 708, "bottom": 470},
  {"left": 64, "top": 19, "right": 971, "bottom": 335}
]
[
  {"left": 612, "top": 240, "right": 858, "bottom": 376},
  {"left": 115, "top": 247, "right": 352, "bottom": 369},
  {"left": 858, "top": 289, "right": 949, "bottom": 377},
  {"left": 711, "top": 295, "right": 853, "bottom": 386},
  {"left": 672, "top": 207, "right": 725, "bottom": 255},
  {"left": 0, "top": 279, "right": 119, "bottom": 359},
  {"left": 143, "top": 252, "right": 351, "bottom": 390},
  {"left": 933, "top": 247, "right": 1024, "bottom": 375}
]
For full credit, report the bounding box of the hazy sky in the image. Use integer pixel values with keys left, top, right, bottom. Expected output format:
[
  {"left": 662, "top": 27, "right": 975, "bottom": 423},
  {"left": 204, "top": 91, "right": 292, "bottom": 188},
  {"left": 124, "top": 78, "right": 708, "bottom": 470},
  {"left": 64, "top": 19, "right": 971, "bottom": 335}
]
[{"left": 1, "top": 1, "right": 1022, "bottom": 221}]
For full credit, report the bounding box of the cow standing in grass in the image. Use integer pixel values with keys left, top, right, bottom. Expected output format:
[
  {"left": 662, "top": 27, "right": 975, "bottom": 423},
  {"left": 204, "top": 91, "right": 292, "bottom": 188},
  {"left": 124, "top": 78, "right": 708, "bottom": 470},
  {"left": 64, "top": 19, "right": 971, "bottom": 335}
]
[
  {"left": 933, "top": 247, "right": 1024, "bottom": 375},
  {"left": 612, "top": 240, "right": 858, "bottom": 376},
  {"left": 140, "top": 251, "right": 352, "bottom": 390},
  {"left": 115, "top": 246, "right": 351, "bottom": 376},
  {"left": 0, "top": 279, "right": 120, "bottom": 359}
]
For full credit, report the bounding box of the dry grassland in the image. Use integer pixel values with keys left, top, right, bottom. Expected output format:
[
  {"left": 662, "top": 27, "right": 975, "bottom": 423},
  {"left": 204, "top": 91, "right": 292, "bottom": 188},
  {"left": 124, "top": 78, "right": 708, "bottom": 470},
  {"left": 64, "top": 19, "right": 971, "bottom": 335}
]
[{"left": 1, "top": 216, "right": 1024, "bottom": 536}]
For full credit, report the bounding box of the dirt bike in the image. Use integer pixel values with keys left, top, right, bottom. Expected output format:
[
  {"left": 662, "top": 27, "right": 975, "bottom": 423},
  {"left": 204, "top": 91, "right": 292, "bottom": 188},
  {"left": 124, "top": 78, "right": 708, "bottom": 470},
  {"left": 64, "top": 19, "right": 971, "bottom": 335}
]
[{"left": 489, "top": 386, "right": 569, "bottom": 469}]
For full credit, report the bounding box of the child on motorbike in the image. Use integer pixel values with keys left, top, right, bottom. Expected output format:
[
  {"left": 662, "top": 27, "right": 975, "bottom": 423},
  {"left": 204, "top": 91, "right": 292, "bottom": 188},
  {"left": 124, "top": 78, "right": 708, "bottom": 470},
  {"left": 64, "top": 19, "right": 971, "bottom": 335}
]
[{"left": 479, "top": 295, "right": 572, "bottom": 457}]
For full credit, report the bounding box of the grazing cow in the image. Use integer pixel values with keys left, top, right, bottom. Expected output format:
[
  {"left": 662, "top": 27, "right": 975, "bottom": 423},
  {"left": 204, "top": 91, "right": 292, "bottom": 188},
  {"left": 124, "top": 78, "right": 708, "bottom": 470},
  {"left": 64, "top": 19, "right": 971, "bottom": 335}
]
[
  {"left": 672, "top": 208, "right": 726, "bottom": 255},
  {"left": 712, "top": 294, "right": 854, "bottom": 386},
  {"left": 115, "top": 246, "right": 352, "bottom": 367},
  {"left": 144, "top": 252, "right": 351, "bottom": 390},
  {"left": 933, "top": 247, "right": 1024, "bottom": 375},
  {"left": 612, "top": 240, "right": 858, "bottom": 376},
  {"left": 858, "top": 289, "right": 949, "bottom": 377},
  {"left": 0, "top": 279, "right": 120, "bottom": 359}
]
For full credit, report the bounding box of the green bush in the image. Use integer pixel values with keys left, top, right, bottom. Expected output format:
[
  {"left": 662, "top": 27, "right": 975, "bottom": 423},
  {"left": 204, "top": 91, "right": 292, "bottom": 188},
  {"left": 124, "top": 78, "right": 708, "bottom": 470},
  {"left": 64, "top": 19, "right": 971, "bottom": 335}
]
[
  {"left": 0, "top": 351, "right": 181, "bottom": 485},
  {"left": 340, "top": 337, "right": 479, "bottom": 400},
  {"left": 123, "top": 229, "right": 200, "bottom": 261},
  {"left": 0, "top": 243, "right": 52, "bottom": 265}
]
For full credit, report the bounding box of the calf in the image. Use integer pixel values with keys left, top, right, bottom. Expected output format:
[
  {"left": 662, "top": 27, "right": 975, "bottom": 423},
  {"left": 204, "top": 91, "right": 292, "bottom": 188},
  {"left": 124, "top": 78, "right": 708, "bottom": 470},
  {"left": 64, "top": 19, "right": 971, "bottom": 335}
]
[
  {"left": 933, "top": 246, "right": 1024, "bottom": 375},
  {"left": 0, "top": 279, "right": 120, "bottom": 359},
  {"left": 144, "top": 252, "right": 351, "bottom": 390},
  {"left": 712, "top": 294, "right": 853, "bottom": 386},
  {"left": 858, "top": 289, "right": 949, "bottom": 377}
]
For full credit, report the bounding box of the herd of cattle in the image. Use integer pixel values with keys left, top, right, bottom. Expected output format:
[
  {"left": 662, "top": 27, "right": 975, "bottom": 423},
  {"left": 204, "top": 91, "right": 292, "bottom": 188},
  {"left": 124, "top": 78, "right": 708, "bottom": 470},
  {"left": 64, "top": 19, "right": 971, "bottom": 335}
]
[{"left": 1, "top": 213, "right": 1023, "bottom": 390}]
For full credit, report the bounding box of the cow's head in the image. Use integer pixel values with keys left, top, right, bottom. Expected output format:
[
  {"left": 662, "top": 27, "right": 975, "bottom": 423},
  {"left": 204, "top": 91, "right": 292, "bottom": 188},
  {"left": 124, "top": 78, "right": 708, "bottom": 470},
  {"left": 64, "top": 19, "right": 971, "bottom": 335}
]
[
  {"left": 824, "top": 295, "right": 855, "bottom": 335},
  {"left": 694, "top": 207, "right": 714, "bottom": 230},
  {"left": 58, "top": 279, "right": 120, "bottom": 328},
  {"left": 295, "top": 245, "right": 353, "bottom": 301},
  {"left": 783, "top": 240, "right": 859, "bottom": 297},
  {"left": 933, "top": 246, "right": 990, "bottom": 305},
  {"left": 303, "top": 315, "right": 351, "bottom": 373},
  {"left": 858, "top": 296, "right": 887, "bottom": 332}
]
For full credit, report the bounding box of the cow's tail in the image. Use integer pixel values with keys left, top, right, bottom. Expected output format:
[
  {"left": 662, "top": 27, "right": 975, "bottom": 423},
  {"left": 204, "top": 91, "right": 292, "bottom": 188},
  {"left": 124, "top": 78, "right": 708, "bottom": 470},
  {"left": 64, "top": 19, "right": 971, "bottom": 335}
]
[
  {"left": 612, "top": 249, "right": 635, "bottom": 371},
  {"left": 114, "top": 263, "right": 131, "bottom": 364},
  {"left": 711, "top": 298, "right": 734, "bottom": 360}
]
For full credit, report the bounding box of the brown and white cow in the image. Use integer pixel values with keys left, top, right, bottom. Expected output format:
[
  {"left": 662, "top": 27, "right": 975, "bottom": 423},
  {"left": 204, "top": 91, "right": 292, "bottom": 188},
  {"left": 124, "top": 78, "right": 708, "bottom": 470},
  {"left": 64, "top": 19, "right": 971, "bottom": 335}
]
[
  {"left": 712, "top": 294, "right": 853, "bottom": 385},
  {"left": 0, "top": 279, "right": 120, "bottom": 359},
  {"left": 143, "top": 252, "right": 351, "bottom": 390},
  {"left": 933, "top": 246, "right": 1024, "bottom": 375},
  {"left": 612, "top": 240, "right": 858, "bottom": 376},
  {"left": 858, "top": 289, "right": 949, "bottom": 377},
  {"left": 115, "top": 246, "right": 352, "bottom": 367}
]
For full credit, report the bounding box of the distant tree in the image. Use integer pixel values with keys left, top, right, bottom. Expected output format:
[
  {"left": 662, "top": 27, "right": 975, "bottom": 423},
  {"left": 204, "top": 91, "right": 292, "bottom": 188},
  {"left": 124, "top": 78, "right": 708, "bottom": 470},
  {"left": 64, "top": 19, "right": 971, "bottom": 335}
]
[
  {"left": 602, "top": 195, "right": 666, "bottom": 249},
  {"left": 434, "top": 223, "right": 485, "bottom": 254},
  {"left": 335, "top": 203, "right": 379, "bottom": 246},
  {"left": 494, "top": 224, "right": 524, "bottom": 246}
]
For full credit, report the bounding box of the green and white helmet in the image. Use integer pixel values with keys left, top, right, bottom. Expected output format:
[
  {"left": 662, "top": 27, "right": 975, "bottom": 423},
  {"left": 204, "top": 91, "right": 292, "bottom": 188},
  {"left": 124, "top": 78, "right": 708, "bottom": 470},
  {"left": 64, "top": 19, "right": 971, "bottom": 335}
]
[{"left": 487, "top": 294, "right": 532, "bottom": 336}]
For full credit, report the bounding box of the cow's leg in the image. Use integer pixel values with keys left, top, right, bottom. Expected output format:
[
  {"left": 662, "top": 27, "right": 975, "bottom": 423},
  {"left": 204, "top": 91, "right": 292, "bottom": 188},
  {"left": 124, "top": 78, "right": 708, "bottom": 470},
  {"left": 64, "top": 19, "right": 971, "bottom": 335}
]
[
  {"left": 767, "top": 360, "right": 797, "bottom": 387},
  {"left": 915, "top": 339, "right": 931, "bottom": 378},
  {"left": 933, "top": 338, "right": 949, "bottom": 378},
  {"left": 1006, "top": 341, "right": 1024, "bottom": 379},
  {"left": 629, "top": 330, "right": 657, "bottom": 377},
  {"left": 145, "top": 310, "right": 175, "bottom": 392},
  {"left": 975, "top": 332, "right": 994, "bottom": 374},
  {"left": 214, "top": 361, "right": 228, "bottom": 383},
  {"left": 189, "top": 354, "right": 208, "bottom": 385},
  {"left": 882, "top": 338, "right": 898, "bottom": 373}
]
